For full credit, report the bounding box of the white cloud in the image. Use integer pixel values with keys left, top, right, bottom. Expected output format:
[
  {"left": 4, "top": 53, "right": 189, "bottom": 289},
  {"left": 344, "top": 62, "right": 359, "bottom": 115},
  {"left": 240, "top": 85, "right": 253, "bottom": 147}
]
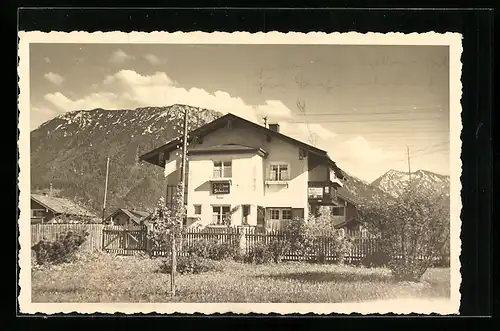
[
  {"left": 50, "top": 69, "right": 292, "bottom": 123},
  {"left": 44, "top": 91, "right": 124, "bottom": 111},
  {"left": 103, "top": 70, "right": 175, "bottom": 86},
  {"left": 44, "top": 72, "right": 64, "bottom": 86},
  {"left": 323, "top": 136, "right": 399, "bottom": 182},
  {"left": 109, "top": 49, "right": 135, "bottom": 64},
  {"left": 143, "top": 54, "right": 166, "bottom": 65}
]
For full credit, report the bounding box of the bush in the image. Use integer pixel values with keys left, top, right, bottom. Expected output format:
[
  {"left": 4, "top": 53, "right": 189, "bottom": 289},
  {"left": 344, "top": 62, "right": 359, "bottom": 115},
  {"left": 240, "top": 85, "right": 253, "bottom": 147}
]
[
  {"left": 185, "top": 238, "right": 242, "bottom": 261},
  {"left": 185, "top": 238, "right": 218, "bottom": 259},
  {"left": 244, "top": 241, "right": 273, "bottom": 264},
  {"left": 284, "top": 217, "right": 315, "bottom": 259},
  {"left": 284, "top": 214, "right": 353, "bottom": 264},
  {"left": 332, "top": 235, "right": 354, "bottom": 265},
  {"left": 32, "top": 230, "right": 89, "bottom": 265},
  {"left": 244, "top": 240, "right": 288, "bottom": 264},
  {"left": 362, "top": 251, "right": 392, "bottom": 268},
  {"left": 159, "top": 255, "right": 224, "bottom": 275},
  {"left": 357, "top": 186, "right": 450, "bottom": 281},
  {"left": 214, "top": 242, "right": 243, "bottom": 261},
  {"left": 267, "top": 239, "right": 289, "bottom": 263}
]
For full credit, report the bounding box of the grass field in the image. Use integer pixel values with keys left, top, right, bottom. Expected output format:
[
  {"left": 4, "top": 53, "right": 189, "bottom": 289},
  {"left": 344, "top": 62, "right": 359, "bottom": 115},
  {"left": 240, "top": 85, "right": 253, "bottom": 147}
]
[{"left": 32, "top": 252, "right": 450, "bottom": 303}]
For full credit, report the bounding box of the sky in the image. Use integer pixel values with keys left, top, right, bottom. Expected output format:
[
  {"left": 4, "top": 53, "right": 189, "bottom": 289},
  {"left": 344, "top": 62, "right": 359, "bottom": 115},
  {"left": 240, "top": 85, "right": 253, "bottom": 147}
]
[{"left": 29, "top": 43, "right": 450, "bottom": 183}]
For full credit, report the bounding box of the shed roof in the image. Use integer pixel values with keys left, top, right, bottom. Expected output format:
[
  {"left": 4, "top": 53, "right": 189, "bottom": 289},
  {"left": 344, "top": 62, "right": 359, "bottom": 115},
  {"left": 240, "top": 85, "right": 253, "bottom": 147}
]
[
  {"left": 31, "top": 194, "right": 97, "bottom": 218},
  {"left": 105, "top": 208, "right": 151, "bottom": 225}
]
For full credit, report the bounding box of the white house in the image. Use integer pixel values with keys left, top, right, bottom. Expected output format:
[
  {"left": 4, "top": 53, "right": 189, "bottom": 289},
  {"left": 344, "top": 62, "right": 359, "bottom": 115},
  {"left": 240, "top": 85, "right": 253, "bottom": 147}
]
[{"left": 139, "top": 113, "right": 349, "bottom": 231}]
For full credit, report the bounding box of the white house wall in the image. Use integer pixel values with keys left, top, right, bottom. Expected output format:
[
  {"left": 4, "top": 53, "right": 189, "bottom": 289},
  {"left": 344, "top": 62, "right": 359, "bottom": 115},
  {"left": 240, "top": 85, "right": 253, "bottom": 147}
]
[
  {"left": 186, "top": 153, "right": 262, "bottom": 226},
  {"left": 163, "top": 124, "right": 310, "bottom": 226}
]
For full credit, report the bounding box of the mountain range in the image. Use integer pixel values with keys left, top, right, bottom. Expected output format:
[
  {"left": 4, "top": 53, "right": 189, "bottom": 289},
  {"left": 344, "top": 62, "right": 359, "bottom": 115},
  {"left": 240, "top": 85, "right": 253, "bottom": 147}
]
[
  {"left": 30, "top": 105, "right": 450, "bottom": 215},
  {"left": 370, "top": 169, "right": 450, "bottom": 199},
  {"left": 30, "top": 105, "right": 220, "bottom": 213}
]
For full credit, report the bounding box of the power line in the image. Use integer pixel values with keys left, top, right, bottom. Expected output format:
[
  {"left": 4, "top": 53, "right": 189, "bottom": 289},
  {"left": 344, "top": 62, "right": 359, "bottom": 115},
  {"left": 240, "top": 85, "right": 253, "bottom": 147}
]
[
  {"left": 288, "top": 118, "right": 448, "bottom": 123},
  {"left": 295, "top": 110, "right": 444, "bottom": 116},
  {"left": 410, "top": 141, "right": 450, "bottom": 154},
  {"left": 390, "top": 145, "right": 450, "bottom": 164}
]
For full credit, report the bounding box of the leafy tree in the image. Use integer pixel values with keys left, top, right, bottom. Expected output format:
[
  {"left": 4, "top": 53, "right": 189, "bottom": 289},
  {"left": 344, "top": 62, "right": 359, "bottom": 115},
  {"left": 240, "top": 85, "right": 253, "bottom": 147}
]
[
  {"left": 284, "top": 207, "right": 352, "bottom": 263},
  {"left": 146, "top": 183, "right": 185, "bottom": 295},
  {"left": 357, "top": 185, "right": 450, "bottom": 281}
]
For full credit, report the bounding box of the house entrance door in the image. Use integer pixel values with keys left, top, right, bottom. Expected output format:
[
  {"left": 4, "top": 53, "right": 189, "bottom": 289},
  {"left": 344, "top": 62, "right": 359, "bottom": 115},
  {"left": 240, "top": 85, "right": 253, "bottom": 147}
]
[{"left": 266, "top": 208, "right": 292, "bottom": 231}]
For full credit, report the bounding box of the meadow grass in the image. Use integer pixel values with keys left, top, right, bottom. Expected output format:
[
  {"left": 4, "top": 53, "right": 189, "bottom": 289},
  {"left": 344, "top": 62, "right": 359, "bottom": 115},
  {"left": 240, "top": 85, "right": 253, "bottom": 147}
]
[{"left": 32, "top": 252, "right": 450, "bottom": 303}]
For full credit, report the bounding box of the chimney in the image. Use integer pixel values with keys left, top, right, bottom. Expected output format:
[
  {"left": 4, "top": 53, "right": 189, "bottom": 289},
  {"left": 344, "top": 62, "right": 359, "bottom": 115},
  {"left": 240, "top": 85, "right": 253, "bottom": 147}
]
[
  {"left": 49, "top": 183, "right": 53, "bottom": 196},
  {"left": 268, "top": 123, "right": 280, "bottom": 133}
]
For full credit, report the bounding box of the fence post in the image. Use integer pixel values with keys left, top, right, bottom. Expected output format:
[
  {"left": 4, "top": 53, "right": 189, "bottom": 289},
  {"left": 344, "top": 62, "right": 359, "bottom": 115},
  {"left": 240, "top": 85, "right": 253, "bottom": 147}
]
[
  {"left": 238, "top": 227, "right": 247, "bottom": 255},
  {"left": 101, "top": 226, "right": 105, "bottom": 252}
]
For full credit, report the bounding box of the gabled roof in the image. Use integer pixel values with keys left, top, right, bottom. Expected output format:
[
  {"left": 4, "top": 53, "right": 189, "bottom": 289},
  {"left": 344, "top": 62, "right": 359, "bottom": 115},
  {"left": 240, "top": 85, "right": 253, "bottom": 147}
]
[
  {"left": 105, "top": 208, "right": 151, "bottom": 225},
  {"left": 139, "top": 113, "right": 344, "bottom": 179},
  {"left": 334, "top": 218, "right": 361, "bottom": 229},
  {"left": 188, "top": 143, "right": 268, "bottom": 157},
  {"left": 31, "top": 194, "right": 97, "bottom": 218}
]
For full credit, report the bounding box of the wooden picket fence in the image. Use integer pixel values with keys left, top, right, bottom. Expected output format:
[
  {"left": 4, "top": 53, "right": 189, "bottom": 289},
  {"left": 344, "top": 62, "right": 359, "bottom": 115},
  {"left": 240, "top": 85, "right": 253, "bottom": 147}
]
[
  {"left": 30, "top": 223, "right": 104, "bottom": 252},
  {"left": 31, "top": 224, "right": 447, "bottom": 266}
]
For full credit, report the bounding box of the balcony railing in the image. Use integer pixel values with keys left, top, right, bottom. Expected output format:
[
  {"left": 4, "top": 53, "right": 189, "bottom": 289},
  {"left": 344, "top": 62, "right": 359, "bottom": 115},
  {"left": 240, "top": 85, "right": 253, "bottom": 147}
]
[{"left": 266, "top": 170, "right": 290, "bottom": 182}]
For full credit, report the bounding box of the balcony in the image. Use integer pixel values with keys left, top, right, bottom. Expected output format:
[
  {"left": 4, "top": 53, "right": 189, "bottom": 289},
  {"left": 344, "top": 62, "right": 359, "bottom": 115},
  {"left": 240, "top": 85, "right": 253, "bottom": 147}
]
[
  {"left": 308, "top": 181, "right": 339, "bottom": 205},
  {"left": 265, "top": 168, "right": 290, "bottom": 187}
]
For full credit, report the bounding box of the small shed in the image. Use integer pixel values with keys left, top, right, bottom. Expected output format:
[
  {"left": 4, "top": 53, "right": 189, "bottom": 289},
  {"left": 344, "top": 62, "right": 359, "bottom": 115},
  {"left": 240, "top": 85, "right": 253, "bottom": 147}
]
[
  {"left": 31, "top": 193, "right": 98, "bottom": 224},
  {"left": 104, "top": 208, "right": 151, "bottom": 226}
]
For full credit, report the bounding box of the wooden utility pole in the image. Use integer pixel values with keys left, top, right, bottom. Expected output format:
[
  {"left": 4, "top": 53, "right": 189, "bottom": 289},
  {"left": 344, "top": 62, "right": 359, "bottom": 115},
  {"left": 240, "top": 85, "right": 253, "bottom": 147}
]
[
  {"left": 406, "top": 145, "right": 412, "bottom": 183},
  {"left": 102, "top": 157, "right": 110, "bottom": 223},
  {"left": 170, "top": 106, "right": 189, "bottom": 296},
  {"left": 403, "top": 145, "right": 412, "bottom": 265}
]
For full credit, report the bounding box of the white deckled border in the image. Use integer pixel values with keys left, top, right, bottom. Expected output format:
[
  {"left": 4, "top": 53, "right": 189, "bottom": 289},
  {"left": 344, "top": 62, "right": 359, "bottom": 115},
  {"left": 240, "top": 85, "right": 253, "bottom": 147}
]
[{"left": 17, "top": 31, "right": 463, "bottom": 315}]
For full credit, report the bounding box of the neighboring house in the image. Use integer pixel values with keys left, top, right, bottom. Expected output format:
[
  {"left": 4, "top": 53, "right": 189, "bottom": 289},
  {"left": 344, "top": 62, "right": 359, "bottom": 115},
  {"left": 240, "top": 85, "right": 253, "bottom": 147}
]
[
  {"left": 104, "top": 208, "right": 151, "bottom": 226},
  {"left": 30, "top": 193, "right": 98, "bottom": 224},
  {"left": 139, "top": 113, "right": 347, "bottom": 231}
]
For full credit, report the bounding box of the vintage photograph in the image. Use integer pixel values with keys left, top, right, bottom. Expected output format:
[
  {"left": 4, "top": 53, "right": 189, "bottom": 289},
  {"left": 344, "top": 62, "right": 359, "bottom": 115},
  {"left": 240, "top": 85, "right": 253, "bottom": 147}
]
[{"left": 18, "top": 32, "right": 462, "bottom": 314}]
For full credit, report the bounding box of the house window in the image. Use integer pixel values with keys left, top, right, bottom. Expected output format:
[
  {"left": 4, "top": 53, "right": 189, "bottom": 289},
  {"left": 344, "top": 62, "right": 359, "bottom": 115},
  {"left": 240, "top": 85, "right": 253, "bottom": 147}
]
[
  {"left": 212, "top": 205, "right": 231, "bottom": 225},
  {"left": 269, "top": 209, "right": 280, "bottom": 220},
  {"left": 268, "top": 208, "right": 291, "bottom": 220},
  {"left": 269, "top": 164, "right": 289, "bottom": 181},
  {"left": 332, "top": 207, "right": 345, "bottom": 216},
  {"left": 31, "top": 209, "right": 44, "bottom": 218},
  {"left": 213, "top": 161, "right": 232, "bottom": 178},
  {"left": 193, "top": 205, "right": 202, "bottom": 215}
]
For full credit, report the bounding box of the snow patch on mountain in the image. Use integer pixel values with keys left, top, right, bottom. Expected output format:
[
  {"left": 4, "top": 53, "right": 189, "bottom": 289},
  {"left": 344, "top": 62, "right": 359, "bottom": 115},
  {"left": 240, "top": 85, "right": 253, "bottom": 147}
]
[{"left": 371, "top": 169, "right": 450, "bottom": 198}]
